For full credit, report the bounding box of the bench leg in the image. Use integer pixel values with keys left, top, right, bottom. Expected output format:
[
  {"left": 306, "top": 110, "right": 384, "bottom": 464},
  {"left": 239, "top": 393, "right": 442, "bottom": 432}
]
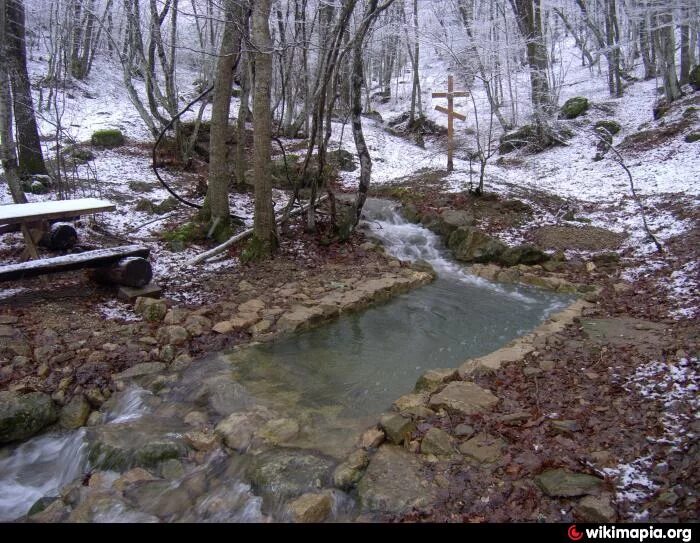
[{"left": 20, "top": 224, "right": 40, "bottom": 261}]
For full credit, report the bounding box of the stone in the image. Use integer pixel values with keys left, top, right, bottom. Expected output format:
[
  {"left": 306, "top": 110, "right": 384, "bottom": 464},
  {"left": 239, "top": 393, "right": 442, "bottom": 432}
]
[
  {"left": 215, "top": 411, "right": 264, "bottom": 451},
  {"left": 523, "top": 367, "right": 543, "bottom": 376},
  {"left": 288, "top": 493, "right": 333, "bottom": 523},
  {"left": 184, "top": 430, "right": 219, "bottom": 451},
  {"left": 256, "top": 418, "right": 300, "bottom": 445},
  {"left": 91, "top": 128, "right": 125, "bottom": 147},
  {"left": 359, "top": 428, "right": 385, "bottom": 450},
  {"left": 123, "top": 480, "right": 191, "bottom": 518},
  {"left": 0, "top": 391, "right": 58, "bottom": 443},
  {"left": 212, "top": 321, "right": 233, "bottom": 334},
  {"left": 184, "top": 315, "right": 212, "bottom": 336},
  {"left": 438, "top": 209, "right": 475, "bottom": 235},
  {"left": 448, "top": 226, "right": 507, "bottom": 264},
  {"left": 157, "top": 326, "right": 188, "bottom": 346},
  {"left": 428, "top": 381, "right": 499, "bottom": 416},
  {"left": 59, "top": 395, "right": 91, "bottom": 429},
  {"left": 421, "top": 427, "right": 454, "bottom": 456},
  {"left": 685, "top": 131, "right": 700, "bottom": 143},
  {"left": 0, "top": 324, "right": 16, "bottom": 337},
  {"left": 357, "top": 445, "right": 437, "bottom": 515},
  {"left": 164, "top": 308, "right": 188, "bottom": 325},
  {"left": 414, "top": 368, "right": 460, "bottom": 393},
  {"left": 535, "top": 468, "right": 604, "bottom": 497},
  {"left": 229, "top": 313, "right": 261, "bottom": 330},
  {"left": 551, "top": 419, "right": 582, "bottom": 435},
  {"left": 561, "top": 96, "right": 589, "bottom": 119},
  {"left": 458, "top": 432, "right": 506, "bottom": 464},
  {"left": 379, "top": 413, "right": 415, "bottom": 445},
  {"left": 201, "top": 377, "right": 253, "bottom": 416},
  {"left": 0, "top": 315, "right": 18, "bottom": 325},
  {"left": 277, "top": 306, "right": 326, "bottom": 333},
  {"left": 454, "top": 423, "right": 475, "bottom": 438},
  {"left": 238, "top": 299, "right": 266, "bottom": 314},
  {"left": 159, "top": 345, "right": 176, "bottom": 363},
  {"left": 86, "top": 418, "right": 187, "bottom": 471},
  {"left": 160, "top": 459, "right": 185, "bottom": 479},
  {"left": 332, "top": 449, "right": 370, "bottom": 490},
  {"left": 246, "top": 448, "right": 335, "bottom": 505},
  {"left": 249, "top": 319, "right": 272, "bottom": 335},
  {"left": 594, "top": 119, "right": 621, "bottom": 136},
  {"left": 114, "top": 362, "right": 166, "bottom": 380},
  {"left": 539, "top": 360, "right": 556, "bottom": 371},
  {"left": 183, "top": 411, "right": 208, "bottom": 427},
  {"left": 498, "top": 244, "right": 549, "bottom": 267},
  {"left": 576, "top": 494, "right": 616, "bottom": 522},
  {"left": 134, "top": 297, "right": 167, "bottom": 322},
  {"left": 690, "top": 64, "right": 700, "bottom": 91},
  {"left": 392, "top": 392, "right": 429, "bottom": 412}
]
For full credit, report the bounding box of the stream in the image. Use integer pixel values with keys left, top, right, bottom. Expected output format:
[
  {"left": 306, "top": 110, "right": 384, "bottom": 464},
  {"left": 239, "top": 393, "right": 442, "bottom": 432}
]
[{"left": 0, "top": 199, "right": 572, "bottom": 522}]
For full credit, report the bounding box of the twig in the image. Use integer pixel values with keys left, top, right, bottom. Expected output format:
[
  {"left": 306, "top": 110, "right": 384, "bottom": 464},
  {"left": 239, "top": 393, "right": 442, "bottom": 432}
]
[{"left": 594, "top": 132, "right": 664, "bottom": 253}]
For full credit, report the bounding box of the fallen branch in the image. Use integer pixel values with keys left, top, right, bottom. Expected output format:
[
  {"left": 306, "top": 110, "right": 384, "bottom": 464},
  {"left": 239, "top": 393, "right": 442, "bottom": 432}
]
[
  {"left": 186, "top": 195, "right": 328, "bottom": 266},
  {"left": 594, "top": 132, "right": 664, "bottom": 253}
]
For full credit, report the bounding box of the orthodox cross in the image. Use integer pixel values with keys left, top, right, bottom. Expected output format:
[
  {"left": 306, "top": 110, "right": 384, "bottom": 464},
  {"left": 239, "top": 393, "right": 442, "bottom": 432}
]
[{"left": 432, "top": 75, "right": 468, "bottom": 172}]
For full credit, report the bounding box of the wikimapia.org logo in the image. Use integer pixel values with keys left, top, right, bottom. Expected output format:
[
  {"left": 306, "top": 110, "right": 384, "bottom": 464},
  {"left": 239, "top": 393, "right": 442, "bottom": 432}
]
[{"left": 567, "top": 525, "right": 693, "bottom": 542}]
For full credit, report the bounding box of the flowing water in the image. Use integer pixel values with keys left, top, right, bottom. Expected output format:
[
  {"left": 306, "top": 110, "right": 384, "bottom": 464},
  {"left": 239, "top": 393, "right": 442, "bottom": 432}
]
[{"left": 0, "top": 199, "right": 572, "bottom": 522}]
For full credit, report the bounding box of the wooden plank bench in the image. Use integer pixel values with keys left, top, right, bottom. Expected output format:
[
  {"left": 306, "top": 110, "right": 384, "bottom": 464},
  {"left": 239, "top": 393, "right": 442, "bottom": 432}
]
[
  {"left": 0, "top": 198, "right": 116, "bottom": 259},
  {"left": 0, "top": 245, "right": 153, "bottom": 287}
]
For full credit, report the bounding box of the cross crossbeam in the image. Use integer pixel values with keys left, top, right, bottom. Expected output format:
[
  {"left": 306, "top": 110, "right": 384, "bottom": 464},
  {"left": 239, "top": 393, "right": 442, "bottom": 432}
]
[{"left": 431, "top": 75, "right": 468, "bottom": 172}]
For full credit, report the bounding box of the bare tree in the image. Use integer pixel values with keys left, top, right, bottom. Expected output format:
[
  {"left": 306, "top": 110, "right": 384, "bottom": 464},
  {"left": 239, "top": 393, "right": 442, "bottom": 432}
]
[{"left": 249, "top": 0, "right": 277, "bottom": 258}]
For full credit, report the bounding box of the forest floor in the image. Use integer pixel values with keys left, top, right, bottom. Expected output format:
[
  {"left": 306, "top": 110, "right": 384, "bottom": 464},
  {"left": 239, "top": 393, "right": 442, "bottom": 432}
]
[{"left": 1, "top": 43, "right": 699, "bottom": 522}]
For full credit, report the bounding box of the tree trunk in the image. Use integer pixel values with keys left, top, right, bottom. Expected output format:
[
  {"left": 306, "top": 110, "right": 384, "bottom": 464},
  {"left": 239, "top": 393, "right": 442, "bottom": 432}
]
[
  {"left": 653, "top": 4, "right": 681, "bottom": 102},
  {"left": 680, "top": 13, "right": 691, "bottom": 86},
  {"left": 201, "top": 0, "right": 242, "bottom": 237},
  {"left": 236, "top": 52, "right": 250, "bottom": 188},
  {"left": 250, "top": 0, "right": 277, "bottom": 257},
  {"left": 0, "top": 62, "right": 26, "bottom": 204},
  {"left": 91, "top": 257, "right": 153, "bottom": 287},
  {"left": 509, "top": 0, "right": 552, "bottom": 120},
  {"left": 5, "top": 0, "right": 47, "bottom": 176},
  {"left": 639, "top": 16, "right": 655, "bottom": 80}
]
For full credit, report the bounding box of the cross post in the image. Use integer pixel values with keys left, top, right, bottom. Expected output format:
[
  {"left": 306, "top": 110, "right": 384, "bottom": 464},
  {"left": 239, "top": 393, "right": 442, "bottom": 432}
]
[{"left": 432, "top": 75, "right": 468, "bottom": 173}]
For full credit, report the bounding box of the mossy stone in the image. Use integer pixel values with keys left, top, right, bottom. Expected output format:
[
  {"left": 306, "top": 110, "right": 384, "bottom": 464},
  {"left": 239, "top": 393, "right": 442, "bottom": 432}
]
[
  {"left": 91, "top": 129, "right": 125, "bottom": 148},
  {"left": 561, "top": 97, "right": 589, "bottom": 119}
]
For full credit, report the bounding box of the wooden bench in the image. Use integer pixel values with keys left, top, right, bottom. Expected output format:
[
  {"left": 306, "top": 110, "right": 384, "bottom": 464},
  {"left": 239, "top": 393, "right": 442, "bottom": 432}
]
[
  {"left": 0, "top": 198, "right": 116, "bottom": 259},
  {"left": 0, "top": 245, "right": 153, "bottom": 287}
]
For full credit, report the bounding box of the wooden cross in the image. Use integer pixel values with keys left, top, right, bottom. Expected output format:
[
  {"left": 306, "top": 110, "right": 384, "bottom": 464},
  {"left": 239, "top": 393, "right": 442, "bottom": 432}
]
[{"left": 432, "top": 75, "right": 468, "bottom": 172}]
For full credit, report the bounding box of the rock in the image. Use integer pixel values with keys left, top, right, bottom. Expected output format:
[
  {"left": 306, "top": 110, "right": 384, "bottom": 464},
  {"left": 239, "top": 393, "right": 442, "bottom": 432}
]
[
  {"left": 392, "top": 392, "right": 429, "bottom": 412},
  {"left": 200, "top": 377, "right": 253, "bottom": 416},
  {"left": 256, "top": 418, "right": 300, "bottom": 444},
  {"left": 0, "top": 314, "right": 19, "bottom": 325},
  {"left": 523, "top": 367, "right": 543, "bottom": 376},
  {"left": 561, "top": 96, "right": 589, "bottom": 119},
  {"left": 91, "top": 128, "right": 125, "bottom": 148},
  {"left": 157, "top": 326, "right": 188, "bottom": 346},
  {"left": 539, "top": 360, "right": 556, "bottom": 371},
  {"left": 160, "top": 459, "right": 185, "bottom": 479},
  {"left": 535, "top": 468, "right": 604, "bottom": 497},
  {"left": 594, "top": 119, "right": 621, "bottom": 136},
  {"left": 238, "top": 299, "right": 265, "bottom": 314},
  {"left": 288, "top": 493, "right": 333, "bottom": 523},
  {"left": 685, "top": 131, "right": 700, "bottom": 143},
  {"left": 184, "top": 315, "right": 211, "bottom": 336},
  {"left": 249, "top": 319, "right": 272, "bottom": 335},
  {"left": 428, "top": 381, "right": 499, "bottom": 416},
  {"left": 114, "top": 362, "right": 166, "bottom": 380},
  {"left": 357, "top": 445, "right": 437, "bottom": 515},
  {"left": 551, "top": 419, "right": 582, "bottom": 435},
  {"left": 332, "top": 449, "right": 370, "bottom": 490},
  {"left": 184, "top": 430, "right": 219, "bottom": 451},
  {"left": 134, "top": 297, "right": 167, "bottom": 322},
  {"left": 212, "top": 321, "right": 234, "bottom": 334},
  {"left": 690, "top": 64, "right": 700, "bottom": 91},
  {"left": 113, "top": 468, "right": 158, "bottom": 492},
  {"left": 215, "top": 411, "right": 264, "bottom": 451},
  {"left": 401, "top": 203, "right": 420, "bottom": 223},
  {"left": 379, "top": 413, "right": 415, "bottom": 445},
  {"left": 183, "top": 411, "right": 208, "bottom": 427},
  {"left": 458, "top": 432, "right": 506, "bottom": 464},
  {"left": 86, "top": 418, "right": 187, "bottom": 470},
  {"left": 421, "top": 427, "right": 454, "bottom": 456},
  {"left": 359, "top": 428, "right": 385, "bottom": 450},
  {"left": 454, "top": 423, "right": 475, "bottom": 438},
  {"left": 0, "top": 391, "right": 58, "bottom": 443},
  {"left": 59, "top": 395, "right": 91, "bottom": 429},
  {"left": 118, "top": 283, "right": 163, "bottom": 303},
  {"left": 438, "top": 209, "right": 475, "bottom": 235},
  {"left": 448, "top": 226, "right": 507, "bottom": 264},
  {"left": 159, "top": 345, "right": 176, "bottom": 363},
  {"left": 414, "top": 368, "right": 459, "bottom": 393},
  {"left": 0, "top": 324, "right": 16, "bottom": 337},
  {"left": 498, "top": 244, "right": 549, "bottom": 267},
  {"left": 576, "top": 494, "right": 616, "bottom": 522},
  {"left": 123, "top": 479, "right": 191, "bottom": 518},
  {"left": 246, "top": 448, "right": 335, "bottom": 506},
  {"left": 499, "top": 411, "right": 530, "bottom": 425},
  {"left": 277, "top": 305, "right": 327, "bottom": 333}
]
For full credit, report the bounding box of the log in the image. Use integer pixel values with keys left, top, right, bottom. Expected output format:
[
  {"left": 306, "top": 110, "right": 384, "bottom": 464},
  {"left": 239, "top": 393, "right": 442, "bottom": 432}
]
[
  {"left": 91, "top": 257, "right": 153, "bottom": 287},
  {"left": 39, "top": 223, "right": 78, "bottom": 250},
  {"left": 186, "top": 195, "right": 328, "bottom": 266}
]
